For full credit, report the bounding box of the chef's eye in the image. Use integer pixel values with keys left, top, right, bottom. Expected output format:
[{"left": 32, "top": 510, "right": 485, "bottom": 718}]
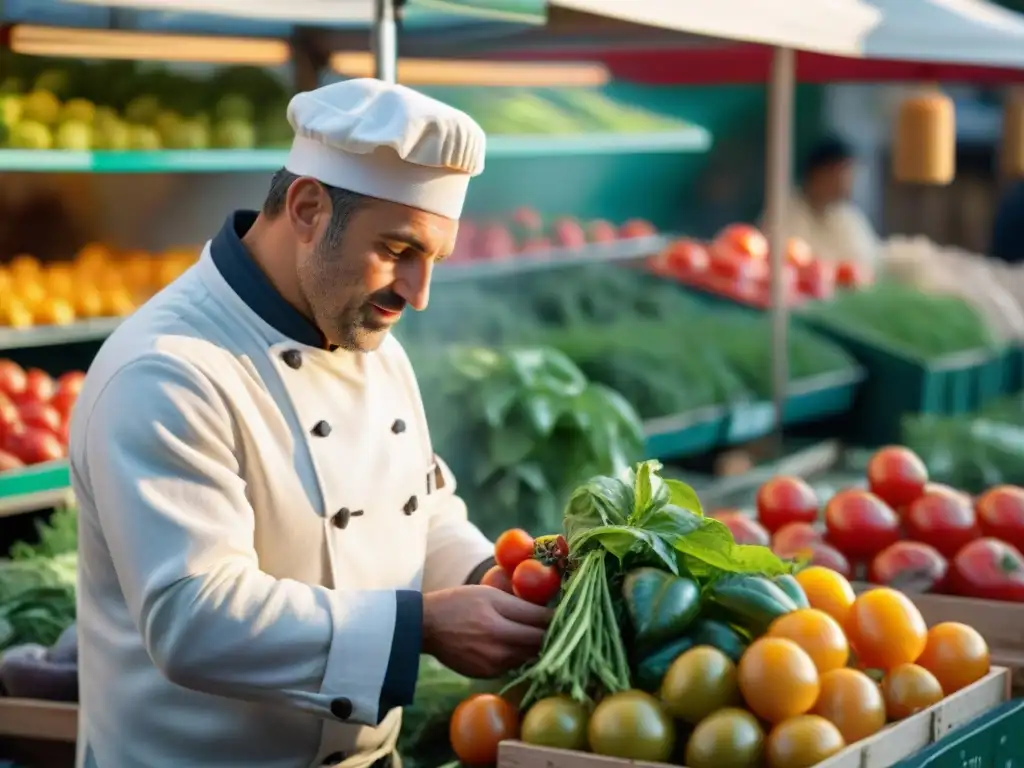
[{"left": 380, "top": 243, "right": 405, "bottom": 260}]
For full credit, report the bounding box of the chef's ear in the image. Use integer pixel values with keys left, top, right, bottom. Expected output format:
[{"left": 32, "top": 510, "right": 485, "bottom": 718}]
[{"left": 284, "top": 176, "right": 331, "bottom": 244}]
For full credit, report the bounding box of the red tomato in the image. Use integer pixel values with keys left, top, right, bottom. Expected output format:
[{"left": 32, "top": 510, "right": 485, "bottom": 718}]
[
  {"left": 824, "top": 489, "right": 901, "bottom": 561},
  {"left": 480, "top": 565, "right": 514, "bottom": 594},
  {"left": 712, "top": 511, "right": 771, "bottom": 546},
  {"left": 587, "top": 219, "right": 618, "bottom": 244},
  {"left": 3, "top": 426, "right": 65, "bottom": 465},
  {"left": 904, "top": 490, "right": 981, "bottom": 559},
  {"left": 511, "top": 559, "right": 561, "bottom": 605},
  {"left": 17, "top": 401, "right": 61, "bottom": 435},
  {"left": 494, "top": 528, "right": 535, "bottom": 574},
  {"left": 835, "top": 260, "right": 872, "bottom": 288},
  {"left": 710, "top": 246, "right": 769, "bottom": 283},
  {"left": 785, "top": 237, "right": 814, "bottom": 268},
  {"left": 12, "top": 368, "right": 55, "bottom": 406},
  {"left": 867, "top": 446, "right": 928, "bottom": 511},
  {"left": 0, "top": 449, "right": 23, "bottom": 472},
  {"left": 869, "top": 541, "right": 949, "bottom": 593},
  {"left": 0, "top": 361, "right": 27, "bottom": 400},
  {"left": 511, "top": 206, "right": 543, "bottom": 232},
  {"left": 714, "top": 224, "right": 769, "bottom": 260},
  {"left": 797, "top": 260, "right": 837, "bottom": 300},
  {"left": 666, "top": 239, "right": 710, "bottom": 276},
  {"left": 772, "top": 521, "right": 825, "bottom": 555},
  {"left": 552, "top": 218, "right": 587, "bottom": 249},
  {"left": 791, "top": 541, "right": 853, "bottom": 578},
  {"left": 975, "top": 486, "right": 1024, "bottom": 552},
  {"left": 619, "top": 219, "right": 657, "bottom": 239},
  {"left": 449, "top": 694, "right": 519, "bottom": 766},
  {"left": 756, "top": 476, "right": 819, "bottom": 533},
  {"left": 49, "top": 388, "right": 77, "bottom": 423},
  {"left": 950, "top": 538, "right": 1024, "bottom": 602}
]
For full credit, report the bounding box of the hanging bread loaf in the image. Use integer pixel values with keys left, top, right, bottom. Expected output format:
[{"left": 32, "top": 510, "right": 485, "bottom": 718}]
[{"left": 892, "top": 87, "right": 955, "bottom": 185}]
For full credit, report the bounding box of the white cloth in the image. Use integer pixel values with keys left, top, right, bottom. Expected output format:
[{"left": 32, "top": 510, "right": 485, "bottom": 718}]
[
  {"left": 767, "top": 193, "right": 880, "bottom": 268},
  {"left": 69, "top": 246, "right": 492, "bottom": 768},
  {"left": 285, "top": 79, "right": 486, "bottom": 219}
]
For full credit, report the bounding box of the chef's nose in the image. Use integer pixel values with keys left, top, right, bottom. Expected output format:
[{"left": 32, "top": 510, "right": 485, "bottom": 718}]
[{"left": 395, "top": 258, "right": 432, "bottom": 311}]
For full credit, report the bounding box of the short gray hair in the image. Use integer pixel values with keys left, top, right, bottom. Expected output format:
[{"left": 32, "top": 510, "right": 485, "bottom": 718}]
[{"left": 262, "top": 168, "right": 369, "bottom": 250}]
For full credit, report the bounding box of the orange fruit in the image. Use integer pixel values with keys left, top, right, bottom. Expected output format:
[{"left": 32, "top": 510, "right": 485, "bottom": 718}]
[
  {"left": 767, "top": 608, "right": 849, "bottom": 674},
  {"left": 14, "top": 280, "right": 46, "bottom": 309},
  {"left": 75, "top": 243, "right": 111, "bottom": 273},
  {"left": 845, "top": 588, "right": 927, "bottom": 670},
  {"left": 32, "top": 298, "right": 76, "bottom": 326},
  {"left": 881, "top": 663, "right": 944, "bottom": 720},
  {"left": 765, "top": 715, "right": 845, "bottom": 768},
  {"left": 8, "top": 253, "right": 41, "bottom": 282},
  {"left": 794, "top": 566, "right": 856, "bottom": 626},
  {"left": 915, "top": 622, "right": 990, "bottom": 694},
  {"left": 44, "top": 264, "right": 76, "bottom": 298},
  {"left": 101, "top": 288, "right": 136, "bottom": 317},
  {"left": 812, "top": 668, "right": 886, "bottom": 744},
  {"left": 738, "top": 637, "right": 820, "bottom": 724}
]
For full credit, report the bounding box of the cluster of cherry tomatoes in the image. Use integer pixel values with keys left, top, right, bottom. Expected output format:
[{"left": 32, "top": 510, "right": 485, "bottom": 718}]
[
  {"left": 714, "top": 446, "right": 1024, "bottom": 602},
  {"left": 481, "top": 528, "right": 568, "bottom": 607},
  {"left": 0, "top": 360, "right": 84, "bottom": 471}
]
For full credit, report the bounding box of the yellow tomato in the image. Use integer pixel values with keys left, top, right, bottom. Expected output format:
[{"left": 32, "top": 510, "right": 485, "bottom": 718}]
[
  {"left": 8, "top": 253, "right": 41, "bottom": 282},
  {"left": 74, "top": 288, "right": 106, "bottom": 319},
  {"left": 101, "top": 287, "right": 136, "bottom": 317},
  {"left": 0, "top": 299, "right": 33, "bottom": 328},
  {"left": 44, "top": 264, "right": 77, "bottom": 299},
  {"left": 33, "top": 298, "right": 76, "bottom": 326}
]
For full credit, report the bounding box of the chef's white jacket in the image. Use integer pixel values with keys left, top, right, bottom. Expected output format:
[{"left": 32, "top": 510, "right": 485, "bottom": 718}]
[{"left": 68, "top": 212, "right": 494, "bottom": 768}]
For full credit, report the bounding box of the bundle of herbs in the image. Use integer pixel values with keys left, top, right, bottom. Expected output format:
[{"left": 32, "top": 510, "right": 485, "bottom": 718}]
[{"left": 506, "top": 460, "right": 793, "bottom": 709}]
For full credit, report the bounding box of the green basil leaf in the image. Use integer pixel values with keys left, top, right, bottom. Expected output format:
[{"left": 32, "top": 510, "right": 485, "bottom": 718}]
[
  {"left": 449, "top": 346, "right": 503, "bottom": 380},
  {"left": 513, "top": 462, "right": 548, "bottom": 494},
  {"left": 487, "top": 426, "right": 534, "bottom": 470},
  {"left": 664, "top": 479, "right": 705, "bottom": 516},
  {"left": 563, "top": 475, "right": 634, "bottom": 543},
  {"left": 478, "top": 378, "right": 519, "bottom": 427},
  {"left": 520, "top": 390, "right": 564, "bottom": 436}
]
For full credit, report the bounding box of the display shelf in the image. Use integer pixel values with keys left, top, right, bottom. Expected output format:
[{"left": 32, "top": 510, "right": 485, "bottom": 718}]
[
  {"left": 0, "top": 460, "right": 72, "bottom": 518},
  {"left": 0, "top": 318, "right": 122, "bottom": 352},
  {"left": 434, "top": 235, "right": 669, "bottom": 283},
  {"left": 0, "top": 131, "right": 710, "bottom": 173}
]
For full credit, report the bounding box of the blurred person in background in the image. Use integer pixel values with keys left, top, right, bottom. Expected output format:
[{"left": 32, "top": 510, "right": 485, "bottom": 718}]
[
  {"left": 990, "top": 178, "right": 1024, "bottom": 263},
  {"left": 765, "top": 136, "right": 879, "bottom": 268}
]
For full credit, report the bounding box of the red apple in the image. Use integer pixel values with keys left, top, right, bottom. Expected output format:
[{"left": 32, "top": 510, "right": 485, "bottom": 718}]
[
  {"left": 713, "top": 223, "right": 769, "bottom": 261},
  {"left": 552, "top": 217, "right": 587, "bottom": 249},
  {"left": 797, "top": 260, "right": 837, "bottom": 300},
  {"left": 619, "top": 219, "right": 657, "bottom": 239},
  {"left": 587, "top": 219, "right": 618, "bottom": 244}
]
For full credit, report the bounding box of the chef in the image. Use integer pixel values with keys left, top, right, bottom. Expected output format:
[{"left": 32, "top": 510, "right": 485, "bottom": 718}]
[{"left": 68, "top": 78, "right": 552, "bottom": 768}]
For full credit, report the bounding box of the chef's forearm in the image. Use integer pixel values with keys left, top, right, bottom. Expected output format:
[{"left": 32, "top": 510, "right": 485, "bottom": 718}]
[{"left": 142, "top": 566, "right": 421, "bottom": 725}]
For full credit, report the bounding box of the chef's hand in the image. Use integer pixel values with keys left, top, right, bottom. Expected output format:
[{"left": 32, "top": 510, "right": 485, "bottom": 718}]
[{"left": 422, "top": 585, "right": 553, "bottom": 678}]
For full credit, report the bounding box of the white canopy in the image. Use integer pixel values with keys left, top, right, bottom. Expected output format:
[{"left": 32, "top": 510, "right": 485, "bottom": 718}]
[{"left": 549, "top": 0, "right": 882, "bottom": 56}]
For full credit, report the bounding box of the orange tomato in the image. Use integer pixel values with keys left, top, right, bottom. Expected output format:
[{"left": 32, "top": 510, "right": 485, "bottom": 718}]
[
  {"left": 74, "top": 288, "right": 106, "bottom": 319},
  {"left": 767, "top": 608, "right": 849, "bottom": 674},
  {"left": 8, "top": 254, "right": 41, "bottom": 283},
  {"left": 845, "top": 588, "right": 927, "bottom": 670},
  {"left": 915, "top": 622, "right": 990, "bottom": 694},
  {"left": 765, "top": 715, "right": 845, "bottom": 768},
  {"left": 882, "top": 663, "right": 944, "bottom": 720},
  {"left": 794, "top": 566, "right": 856, "bottom": 626},
  {"left": 101, "top": 288, "right": 136, "bottom": 317},
  {"left": 449, "top": 694, "right": 518, "bottom": 766},
  {"left": 44, "top": 264, "right": 76, "bottom": 299},
  {"left": 15, "top": 280, "right": 46, "bottom": 309},
  {"left": 32, "top": 298, "right": 76, "bottom": 326},
  {"left": 738, "top": 637, "right": 820, "bottom": 724},
  {"left": 812, "top": 668, "right": 886, "bottom": 744},
  {"left": 0, "top": 300, "right": 32, "bottom": 329}
]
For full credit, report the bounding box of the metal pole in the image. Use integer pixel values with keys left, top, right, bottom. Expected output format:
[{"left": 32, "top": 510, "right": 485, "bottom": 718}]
[
  {"left": 765, "top": 47, "right": 796, "bottom": 456},
  {"left": 373, "top": 0, "right": 398, "bottom": 83}
]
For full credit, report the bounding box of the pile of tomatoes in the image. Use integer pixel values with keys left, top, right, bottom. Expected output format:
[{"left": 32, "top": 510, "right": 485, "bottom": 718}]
[
  {"left": 480, "top": 528, "right": 568, "bottom": 607},
  {"left": 649, "top": 224, "right": 873, "bottom": 310},
  {"left": 715, "top": 445, "right": 1024, "bottom": 603},
  {"left": 450, "top": 562, "right": 991, "bottom": 768},
  {"left": 0, "top": 360, "right": 83, "bottom": 472}
]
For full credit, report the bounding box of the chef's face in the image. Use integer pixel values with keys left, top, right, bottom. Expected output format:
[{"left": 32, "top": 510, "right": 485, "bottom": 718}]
[{"left": 289, "top": 179, "right": 457, "bottom": 351}]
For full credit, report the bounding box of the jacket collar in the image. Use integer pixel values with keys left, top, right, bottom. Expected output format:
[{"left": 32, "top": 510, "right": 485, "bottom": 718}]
[{"left": 209, "top": 210, "right": 329, "bottom": 349}]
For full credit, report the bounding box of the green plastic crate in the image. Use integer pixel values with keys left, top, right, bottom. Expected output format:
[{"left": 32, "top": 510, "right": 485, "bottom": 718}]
[
  {"left": 893, "top": 698, "right": 1024, "bottom": 768},
  {"left": 644, "top": 406, "right": 727, "bottom": 459},
  {"left": 800, "top": 320, "right": 1011, "bottom": 445},
  {"left": 784, "top": 368, "right": 865, "bottom": 425}
]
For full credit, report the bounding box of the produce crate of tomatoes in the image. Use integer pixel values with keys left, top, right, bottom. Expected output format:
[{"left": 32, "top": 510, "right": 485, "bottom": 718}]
[
  {"left": 0, "top": 360, "right": 82, "bottom": 473},
  {"left": 714, "top": 446, "right": 1024, "bottom": 604},
  {"left": 446, "top": 461, "right": 997, "bottom": 768},
  {"left": 648, "top": 224, "right": 872, "bottom": 310}
]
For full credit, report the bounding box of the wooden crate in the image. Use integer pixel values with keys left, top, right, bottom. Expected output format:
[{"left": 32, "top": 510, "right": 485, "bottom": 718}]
[
  {"left": 498, "top": 667, "right": 1010, "bottom": 768},
  {"left": 0, "top": 698, "right": 78, "bottom": 768}
]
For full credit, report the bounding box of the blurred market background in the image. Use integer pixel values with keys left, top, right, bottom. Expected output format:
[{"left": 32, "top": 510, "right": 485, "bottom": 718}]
[{"left": 6, "top": 0, "right": 1024, "bottom": 764}]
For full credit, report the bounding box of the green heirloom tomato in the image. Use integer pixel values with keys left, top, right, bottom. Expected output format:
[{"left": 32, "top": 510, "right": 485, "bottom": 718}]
[
  {"left": 520, "top": 697, "right": 588, "bottom": 751},
  {"left": 587, "top": 690, "right": 675, "bottom": 763}
]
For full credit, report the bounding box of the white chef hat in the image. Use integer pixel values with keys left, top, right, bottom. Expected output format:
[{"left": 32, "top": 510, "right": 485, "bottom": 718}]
[{"left": 284, "top": 78, "right": 486, "bottom": 220}]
